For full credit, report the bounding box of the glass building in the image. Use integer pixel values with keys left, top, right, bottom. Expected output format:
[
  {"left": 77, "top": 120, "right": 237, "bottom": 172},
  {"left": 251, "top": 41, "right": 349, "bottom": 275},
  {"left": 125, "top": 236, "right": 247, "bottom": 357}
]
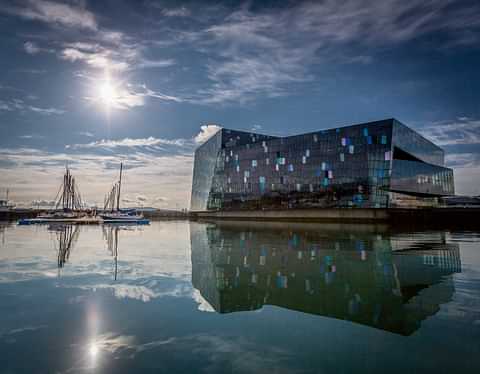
[{"left": 190, "top": 119, "right": 454, "bottom": 211}]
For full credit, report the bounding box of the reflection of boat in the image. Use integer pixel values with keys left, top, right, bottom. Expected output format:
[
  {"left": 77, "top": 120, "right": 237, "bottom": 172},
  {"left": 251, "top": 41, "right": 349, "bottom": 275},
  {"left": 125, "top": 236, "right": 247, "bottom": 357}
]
[
  {"left": 100, "top": 163, "right": 149, "bottom": 225},
  {"left": 18, "top": 167, "right": 102, "bottom": 225},
  {"left": 190, "top": 221, "right": 462, "bottom": 336}
]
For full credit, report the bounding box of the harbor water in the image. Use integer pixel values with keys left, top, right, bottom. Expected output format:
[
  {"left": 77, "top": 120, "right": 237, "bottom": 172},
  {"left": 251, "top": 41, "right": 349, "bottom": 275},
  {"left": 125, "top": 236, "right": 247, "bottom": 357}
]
[{"left": 0, "top": 220, "right": 479, "bottom": 373}]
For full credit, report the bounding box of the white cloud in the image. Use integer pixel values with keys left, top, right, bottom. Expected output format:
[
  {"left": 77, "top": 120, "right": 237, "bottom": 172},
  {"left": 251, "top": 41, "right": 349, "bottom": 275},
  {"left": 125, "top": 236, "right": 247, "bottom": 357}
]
[
  {"left": 78, "top": 283, "right": 192, "bottom": 302},
  {"left": 420, "top": 118, "right": 480, "bottom": 146},
  {"left": 31, "top": 199, "right": 56, "bottom": 207},
  {"left": 23, "top": 41, "right": 40, "bottom": 54},
  {"left": 292, "top": 0, "right": 480, "bottom": 45},
  {"left": 132, "top": 83, "right": 183, "bottom": 103},
  {"left": 61, "top": 47, "right": 130, "bottom": 71},
  {"left": 136, "top": 194, "right": 148, "bottom": 202},
  {"left": 19, "top": 134, "right": 44, "bottom": 139},
  {"left": 0, "top": 99, "right": 24, "bottom": 111},
  {"left": 446, "top": 153, "right": 480, "bottom": 169},
  {"left": 67, "top": 136, "right": 188, "bottom": 149},
  {"left": 14, "top": 68, "right": 47, "bottom": 74},
  {"left": 137, "top": 59, "right": 175, "bottom": 69},
  {"left": 81, "top": 81, "right": 182, "bottom": 111},
  {"left": 0, "top": 325, "right": 48, "bottom": 338},
  {"left": 188, "top": 1, "right": 480, "bottom": 104},
  {"left": 3, "top": 0, "right": 97, "bottom": 30},
  {"left": 162, "top": 6, "right": 191, "bottom": 18},
  {"left": 192, "top": 289, "right": 215, "bottom": 312},
  {"left": 0, "top": 102, "right": 13, "bottom": 111},
  {"left": 28, "top": 106, "right": 65, "bottom": 115},
  {"left": 419, "top": 117, "right": 480, "bottom": 196},
  {"left": 0, "top": 99, "right": 64, "bottom": 115},
  {"left": 194, "top": 124, "right": 222, "bottom": 144},
  {"left": 55, "top": 32, "right": 171, "bottom": 74},
  {"left": 78, "top": 131, "right": 94, "bottom": 137},
  {"left": 120, "top": 193, "right": 150, "bottom": 206}
]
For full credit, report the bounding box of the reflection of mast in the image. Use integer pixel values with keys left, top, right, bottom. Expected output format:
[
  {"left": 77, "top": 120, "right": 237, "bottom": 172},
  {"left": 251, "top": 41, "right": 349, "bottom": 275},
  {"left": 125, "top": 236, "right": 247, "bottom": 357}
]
[
  {"left": 0, "top": 223, "right": 6, "bottom": 246},
  {"left": 103, "top": 225, "right": 119, "bottom": 280},
  {"left": 54, "top": 225, "right": 80, "bottom": 270},
  {"left": 114, "top": 228, "right": 118, "bottom": 280}
]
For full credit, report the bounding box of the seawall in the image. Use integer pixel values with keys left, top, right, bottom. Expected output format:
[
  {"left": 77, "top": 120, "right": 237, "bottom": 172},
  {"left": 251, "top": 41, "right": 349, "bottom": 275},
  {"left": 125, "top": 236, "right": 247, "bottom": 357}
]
[
  {"left": 192, "top": 208, "right": 388, "bottom": 222},
  {"left": 190, "top": 207, "right": 480, "bottom": 228}
]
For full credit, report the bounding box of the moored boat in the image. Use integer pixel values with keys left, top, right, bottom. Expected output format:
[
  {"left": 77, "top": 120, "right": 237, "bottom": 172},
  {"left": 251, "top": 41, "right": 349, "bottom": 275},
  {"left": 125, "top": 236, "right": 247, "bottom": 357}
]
[
  {"left": 18, "top": 215, "right": 103, "bottom": 225},
  {"left": 100, "top": 163, "right": 150, "bottom": 225},
  {"left": 18, "top": 167, "right": 100, "bottom": 225},
  {"left": 0, "top": 189, "right": 15, "bottom": 212}
]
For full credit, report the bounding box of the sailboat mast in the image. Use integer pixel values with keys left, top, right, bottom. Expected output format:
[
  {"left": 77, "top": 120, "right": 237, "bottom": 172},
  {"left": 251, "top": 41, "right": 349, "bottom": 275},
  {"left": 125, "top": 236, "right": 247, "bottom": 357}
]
[
  {"left": 116, "top": 162, "right": 123, "bottom": 211},
  {"left": 62, "top": 170, "right": 67, "bottom": 210},
  {"left": 67, "top": 171, "right": 72, "bottom": 210},
  {"left": 71, "top": 178, "right": 75, "bottom": 210}
]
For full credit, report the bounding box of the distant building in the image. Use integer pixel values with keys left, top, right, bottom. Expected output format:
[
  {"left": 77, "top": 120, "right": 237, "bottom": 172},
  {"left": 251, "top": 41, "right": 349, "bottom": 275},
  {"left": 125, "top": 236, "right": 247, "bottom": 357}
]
[
  {"left": 190, "top": 119, "right": 454, "bottom": 211},
  {"left": 440, "top": 195, "right": 480, "bottom": 207}
]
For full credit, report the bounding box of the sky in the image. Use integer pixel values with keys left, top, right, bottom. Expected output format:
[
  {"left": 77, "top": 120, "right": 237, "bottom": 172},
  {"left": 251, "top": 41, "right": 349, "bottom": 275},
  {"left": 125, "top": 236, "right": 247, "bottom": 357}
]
[{"left": 0, "top": 0, "right": 479, "bottom": 209}]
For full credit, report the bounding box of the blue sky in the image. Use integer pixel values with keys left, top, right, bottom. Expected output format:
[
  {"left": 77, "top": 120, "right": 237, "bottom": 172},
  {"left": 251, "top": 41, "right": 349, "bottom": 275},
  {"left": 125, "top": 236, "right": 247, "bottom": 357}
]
[{"left": 0, "top": 0, "right": 479, "bottom": 208}]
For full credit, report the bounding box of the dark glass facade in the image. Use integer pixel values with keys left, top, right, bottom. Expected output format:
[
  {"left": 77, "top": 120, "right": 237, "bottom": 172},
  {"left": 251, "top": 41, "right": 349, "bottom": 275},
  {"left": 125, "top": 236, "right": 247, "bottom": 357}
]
[
  {"left": 190, "top": 119, "right": 454, "bottom": 211},
  {"left": 190, "top": 221, "right": 461, "bottom": 335}
]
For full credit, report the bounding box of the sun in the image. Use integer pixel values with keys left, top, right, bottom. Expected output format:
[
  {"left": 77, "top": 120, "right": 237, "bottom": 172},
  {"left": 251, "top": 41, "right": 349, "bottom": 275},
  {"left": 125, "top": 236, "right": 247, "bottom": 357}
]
[
  {"left": 97, "top": 79, "right": 117, "bottom": 107},
  {"left": 89, "top": 71, "right": 131, "bottom": 114}
]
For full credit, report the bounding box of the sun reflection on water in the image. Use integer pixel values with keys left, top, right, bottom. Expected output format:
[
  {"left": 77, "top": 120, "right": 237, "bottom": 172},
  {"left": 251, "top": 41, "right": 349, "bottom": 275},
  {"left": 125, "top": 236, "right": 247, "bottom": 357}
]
[{"left": 89, "top": 342, "right": 99, "bottom": 358}]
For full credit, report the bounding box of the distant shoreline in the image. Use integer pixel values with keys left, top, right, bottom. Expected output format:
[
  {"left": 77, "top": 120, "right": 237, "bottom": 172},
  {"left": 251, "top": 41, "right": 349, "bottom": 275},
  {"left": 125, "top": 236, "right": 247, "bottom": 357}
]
[{"left": 3, "top": 207, "right": 480, "bottom": 229}]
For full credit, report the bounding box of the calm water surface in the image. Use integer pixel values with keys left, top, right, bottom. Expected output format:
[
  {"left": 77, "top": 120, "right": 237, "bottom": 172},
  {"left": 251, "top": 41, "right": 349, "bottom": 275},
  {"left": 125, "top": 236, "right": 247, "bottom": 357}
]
[{"left": 0, "top": 220, "right": 479, "bottom": 373}]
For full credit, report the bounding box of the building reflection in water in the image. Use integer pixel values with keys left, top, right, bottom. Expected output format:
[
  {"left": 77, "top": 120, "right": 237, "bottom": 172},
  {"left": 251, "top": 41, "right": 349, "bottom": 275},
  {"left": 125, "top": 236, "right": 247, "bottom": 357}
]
[{"left": 190, "top": 221, "right": 461, "bottom": 335}]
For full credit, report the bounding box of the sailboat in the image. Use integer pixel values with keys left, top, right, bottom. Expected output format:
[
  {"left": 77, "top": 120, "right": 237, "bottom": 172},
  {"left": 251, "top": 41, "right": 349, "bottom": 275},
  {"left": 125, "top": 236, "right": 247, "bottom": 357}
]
[
  {"left": 100, "top": 163, "right": 149, "bottom": 224},
  {"left": 18, "top": 167, "right": 101, "bottom": 225},
  {"left": 0, "top": 189, "right": 15, "bottom": 212}
]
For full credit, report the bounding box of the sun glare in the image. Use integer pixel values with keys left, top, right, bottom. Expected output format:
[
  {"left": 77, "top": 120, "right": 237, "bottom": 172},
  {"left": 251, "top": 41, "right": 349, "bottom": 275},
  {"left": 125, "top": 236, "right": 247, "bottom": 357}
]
[
  {"left": 92, "top": 69, "right": 122, "bottom": 113},
  {"left": 97, "top": 79, "right": 117, "bottom": 107},
  {"left": 89, "top": 342, "right": 99, "bottom": 357}
]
